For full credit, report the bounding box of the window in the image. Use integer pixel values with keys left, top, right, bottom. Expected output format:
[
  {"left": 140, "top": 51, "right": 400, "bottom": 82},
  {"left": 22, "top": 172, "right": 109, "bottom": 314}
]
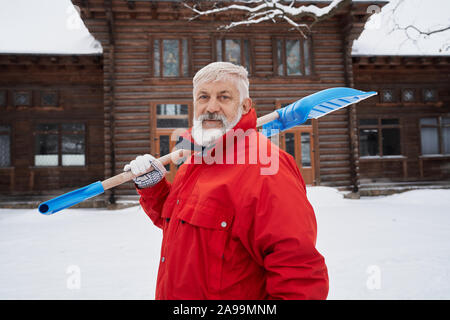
[
  {"left": 14, "top": 91, "right": 31, "bottom": 107},
  {"left": 0, "top": 91, "right": 6, "bottom": 107},
  {"left": 301, "top": 132, "right": 311, "bottom": 167},
  {"left": 284, "top": 131, "right": 313, "bottom": 167},
  {"left": 380, "top": 89, "right": 395, "bottom": 103},
  {"left": 275, "top": 37, "right": 312, "bottom": 76},
  {"left": 35, "top": 124, "right": 59, "bottom": 166},
  {"left": 402, "top": 89, "right": 415, "bottom": 102},
  {"left": 156, "top": 104, "right": 189, "bottom": 128},
  {"left": 34, "top": 123, "right": 86, "bottom": 166},
  {"left": 284, "top": 128, "right": 312, "bottom": 169},
  {"left": 41, "top": 91, "right": 59, "bottom": 107},
  {"left": 359, "top": 128, "right": 379, "bottom": 156},
  {"left": 359, "top": 118, "right": 401, "bottom": 157},
  {"left": 423, "top": 89, "right": 438, "bottom": 102},
  {"left": 285, "top": 132, "right": 295, "bottom": 159},
  {"left": 152, "top": 102, "right": 192, "bottom": 182},
  {"left": 420, "top": 117, "right": 450, "bottom": 155},
  {"left": 153, "top": 38, "right": 189, "bottom": 77},
  {"left": 280, "top": 127, "right": 316, "bottom": 185},
  {"left": 216, "top": 38, "right": 252, "bottom": 72},
  {"left": 0, "top": 125, "right": 11, "bottom": 167}
]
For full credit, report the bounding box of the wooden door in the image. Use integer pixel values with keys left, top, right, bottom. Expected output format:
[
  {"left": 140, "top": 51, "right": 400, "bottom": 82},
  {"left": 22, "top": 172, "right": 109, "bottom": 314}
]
[
  {"left": 280, "top": 126, "right": 315, "bottom": 185},
  {"left": 154, "top": 129, "right": 181, "bottom": 182},
  {"left": 151, "top": 102, "right": 192, "bottom": 183}
]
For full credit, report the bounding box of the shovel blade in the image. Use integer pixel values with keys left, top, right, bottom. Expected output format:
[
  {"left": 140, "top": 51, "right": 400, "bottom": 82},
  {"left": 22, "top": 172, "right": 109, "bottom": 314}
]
[{"left": 262, "top": 87, "right": 377, "bottom": 137}]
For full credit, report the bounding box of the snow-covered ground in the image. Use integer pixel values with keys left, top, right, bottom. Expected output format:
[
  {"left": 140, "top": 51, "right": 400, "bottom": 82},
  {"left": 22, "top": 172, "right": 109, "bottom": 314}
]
[{"left": 1, "top": 187, "right": 449, "bottom": 300}]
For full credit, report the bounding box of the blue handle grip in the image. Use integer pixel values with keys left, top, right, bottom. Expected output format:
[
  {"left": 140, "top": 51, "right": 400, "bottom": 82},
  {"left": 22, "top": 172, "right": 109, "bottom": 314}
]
[{"left": 38, "top": 181, "right": 105, "bottom": 215}]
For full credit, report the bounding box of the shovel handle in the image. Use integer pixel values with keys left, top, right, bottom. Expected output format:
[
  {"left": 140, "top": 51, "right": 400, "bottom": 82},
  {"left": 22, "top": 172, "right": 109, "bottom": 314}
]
[
  {"left": 101, "top": 149, "right": 193, "bottom": 191},
  {"left": 256, "top": 111, "right": 279, "bottom": 127},
  {"left": 101, "top": 111, "right": 279, "bottom": 191}
]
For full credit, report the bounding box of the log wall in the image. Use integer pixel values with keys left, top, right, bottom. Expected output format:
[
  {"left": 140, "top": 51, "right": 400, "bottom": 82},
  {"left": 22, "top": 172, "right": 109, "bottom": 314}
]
[
  {"left": 0, "top": 55, "right": 104, "bottom": 197},
  {"left": 353, "top": 56, "right": 450, "bottom": 183},
  {"left": 73, "top": 0, "right": 375, "bottom": 198}
]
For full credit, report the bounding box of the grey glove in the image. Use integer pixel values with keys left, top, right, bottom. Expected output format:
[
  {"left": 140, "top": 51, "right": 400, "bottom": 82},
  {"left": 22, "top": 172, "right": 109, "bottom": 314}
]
[{"left": 123, "top": 154, "right": 167, "bottom": 189}]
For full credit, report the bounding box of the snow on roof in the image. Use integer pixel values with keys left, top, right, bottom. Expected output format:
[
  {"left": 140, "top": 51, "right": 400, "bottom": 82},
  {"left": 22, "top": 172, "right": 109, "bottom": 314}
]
[
  {"left": 352, "top": 0, "right": 450, "bottom": 56},
  {"left": 0, "top": 0, "right": 102, "bottom": 55}
]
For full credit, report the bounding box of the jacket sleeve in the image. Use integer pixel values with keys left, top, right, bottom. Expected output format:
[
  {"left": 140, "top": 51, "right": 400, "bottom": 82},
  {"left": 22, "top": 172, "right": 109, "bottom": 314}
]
[
  {"left": 238, "top": 155, "right": 329, "bottom": 300},
  {"left": 136, "top": 178, "right": 171, "bottom": 229}
]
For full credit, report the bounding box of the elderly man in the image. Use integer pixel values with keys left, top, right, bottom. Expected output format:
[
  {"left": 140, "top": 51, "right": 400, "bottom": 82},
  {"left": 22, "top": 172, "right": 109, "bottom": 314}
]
[{"left": 124, "top": 62, "right": 329, "bottom": 300}]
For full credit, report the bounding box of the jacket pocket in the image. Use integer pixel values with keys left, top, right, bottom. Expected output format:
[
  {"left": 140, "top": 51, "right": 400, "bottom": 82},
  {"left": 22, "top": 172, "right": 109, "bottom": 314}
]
[
  {"left": 177, "top": 201, "right": 234, "bottom": 231},
  {"left": 175, "top": 202, "right": 234, "bottom": 296}
]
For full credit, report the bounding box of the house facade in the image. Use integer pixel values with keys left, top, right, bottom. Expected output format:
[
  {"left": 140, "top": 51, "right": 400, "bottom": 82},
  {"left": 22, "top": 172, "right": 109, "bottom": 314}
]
[
  {"left": 352, "top": 55, "right": 450, "bottom": 195},
  {"left": 8, "top": 0, "right": 447, "bottom": 205},
  {"left": 69, "top": 0, "right": 381, "bottom": 203},
  {"left": 0, "top": 54, "right": 105, "bottom": 205}
]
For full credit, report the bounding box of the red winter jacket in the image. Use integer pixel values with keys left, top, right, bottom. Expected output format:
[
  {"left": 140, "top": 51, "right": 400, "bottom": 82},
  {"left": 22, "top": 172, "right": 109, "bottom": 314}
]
[{"left": 137, "top": 108, "right": 329, "bottom": 300}]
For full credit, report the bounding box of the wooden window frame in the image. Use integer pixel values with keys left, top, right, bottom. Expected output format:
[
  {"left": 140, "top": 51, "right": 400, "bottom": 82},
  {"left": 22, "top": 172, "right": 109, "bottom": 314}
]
[
  {"left": 13, "top": 90, "right": 32, "bottom": 107},
  {"left": 40, "top": 90, "right": 59, "bottom": 107},
  {"left": 155, "top": 103, "right": 191, "bottom": 129},
  {"left": 272, "top": 36, "right": 314, "bottom": 78},
  {"left": 375, "top": 86, "right": 442, "bottom": 107},
  {"left": 150, "top": 35, "right": 192, "bottom": 78},
  {"left": 33, "top": 122, "right": 87, "bottom": 167},
  {"left": 149, "top": 101, "right": 193, "bottom": 154},
  {"left": 380, "top": 88, "right": 396, "bottom": 103},
  {"left": 422, "top": 88, "right": 438, "bottom": 103},
  {"left": 401, "top": 88, "right": 416, "bottom": 103},
  {"left": 419, "top": 116, "right": 450, "bottom": 156},
  {"left": 150, "top": 101, "right": 193, "bottom": 182},
  {"left": 213, "top": 36, "right": 254, "bottom": 74},
  {"left": 358, "top": 117, "right": 403, "bottom": 158}
]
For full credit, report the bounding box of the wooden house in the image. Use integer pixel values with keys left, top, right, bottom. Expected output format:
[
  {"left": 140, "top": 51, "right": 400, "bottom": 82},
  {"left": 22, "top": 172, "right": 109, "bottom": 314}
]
[
  {"left": 352, "top": 55, "right": 450, "bottom": 195},
  {"left": 58, "top": 0, "right": 383, "bottom": 204},
  {"left": 0, "top": 54, "right": 105, "bottom": 204},
  {"left": 13, "top": 0, "right": 448, "bottom": 205}
]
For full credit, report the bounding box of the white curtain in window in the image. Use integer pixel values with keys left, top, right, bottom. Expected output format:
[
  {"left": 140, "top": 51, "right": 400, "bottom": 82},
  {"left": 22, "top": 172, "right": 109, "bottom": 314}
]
[
  {"left": 443, "top": 127, "right": 450, "bottom": 154},
  {"left": 62, "top": 155, "right": 85, "bottom": 166},
  {"left": 35, "top": 155, "right": 58, "bottom": 166},
  {"left": 421, "top": 127, "right": 439, "bottom": 154}
]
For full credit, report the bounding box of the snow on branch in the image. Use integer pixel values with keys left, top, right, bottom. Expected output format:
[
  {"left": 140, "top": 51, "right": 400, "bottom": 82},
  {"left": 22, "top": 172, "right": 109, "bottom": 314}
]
[
  {"left": 183, "top": 0, "right": 351, "bottom": 38},
  {"left": 389, "top": 0, "right": 450, "bottom": 53}
]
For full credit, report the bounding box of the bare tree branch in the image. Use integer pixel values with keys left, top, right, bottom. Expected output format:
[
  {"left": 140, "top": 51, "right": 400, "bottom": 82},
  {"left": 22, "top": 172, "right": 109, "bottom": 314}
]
[
  {"left": 389, "top": 0, "right": 450, "bottom": 52},
  {"left": 183, "top": 0, "right": 351, "bottom": 37},
  {"left": 399, "top": 24, "right": 450, "bottom": 37}
]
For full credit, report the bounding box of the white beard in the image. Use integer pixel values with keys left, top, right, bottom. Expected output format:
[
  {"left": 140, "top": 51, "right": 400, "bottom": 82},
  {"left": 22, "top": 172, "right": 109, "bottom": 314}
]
[{"left": 192, "top": 107, "right": 243, "bottom": 147}]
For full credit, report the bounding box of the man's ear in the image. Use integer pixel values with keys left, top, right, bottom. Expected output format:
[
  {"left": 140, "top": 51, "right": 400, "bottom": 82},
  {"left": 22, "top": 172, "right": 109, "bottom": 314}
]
[{"left": 241, "top": 98, "right": 253, "bottom": 115}]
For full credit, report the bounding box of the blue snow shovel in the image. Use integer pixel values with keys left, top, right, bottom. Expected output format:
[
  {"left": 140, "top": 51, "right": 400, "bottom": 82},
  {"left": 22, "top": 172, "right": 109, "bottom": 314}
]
[
  {"left": 259, "top": 87, "right": 377, "bottom": 137},
  {"left": 37, "top": 87, "right": 377, "bottom": 215}
]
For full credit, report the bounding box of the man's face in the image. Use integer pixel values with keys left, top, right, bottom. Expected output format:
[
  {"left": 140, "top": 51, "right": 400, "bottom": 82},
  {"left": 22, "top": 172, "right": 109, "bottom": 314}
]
[
  {"left": 192, "top": 78, "right": 252, "bottom": 147},
  {"left": 193, "top": 79, "right": 243, "bottom": 129}
]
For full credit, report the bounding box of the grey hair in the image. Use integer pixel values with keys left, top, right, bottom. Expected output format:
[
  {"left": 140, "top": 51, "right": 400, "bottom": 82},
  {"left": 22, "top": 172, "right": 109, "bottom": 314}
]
[{"left": 193, "top": 62, "right": 249, "bottom": 104}]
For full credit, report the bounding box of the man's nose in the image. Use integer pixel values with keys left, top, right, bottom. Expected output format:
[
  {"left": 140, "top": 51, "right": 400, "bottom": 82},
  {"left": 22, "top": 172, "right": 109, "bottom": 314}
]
[{"left": 205, "top": 97, "right": 221, "bottom": 113}]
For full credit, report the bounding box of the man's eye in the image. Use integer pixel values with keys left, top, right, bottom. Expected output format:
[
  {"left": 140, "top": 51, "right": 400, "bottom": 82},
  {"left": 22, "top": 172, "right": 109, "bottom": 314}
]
[
  {"left": 198, "top": 95, "right": 208, "bottom": 100},
  {"left": 220, "top": 96, "right": 230, "bottom": 100}
]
